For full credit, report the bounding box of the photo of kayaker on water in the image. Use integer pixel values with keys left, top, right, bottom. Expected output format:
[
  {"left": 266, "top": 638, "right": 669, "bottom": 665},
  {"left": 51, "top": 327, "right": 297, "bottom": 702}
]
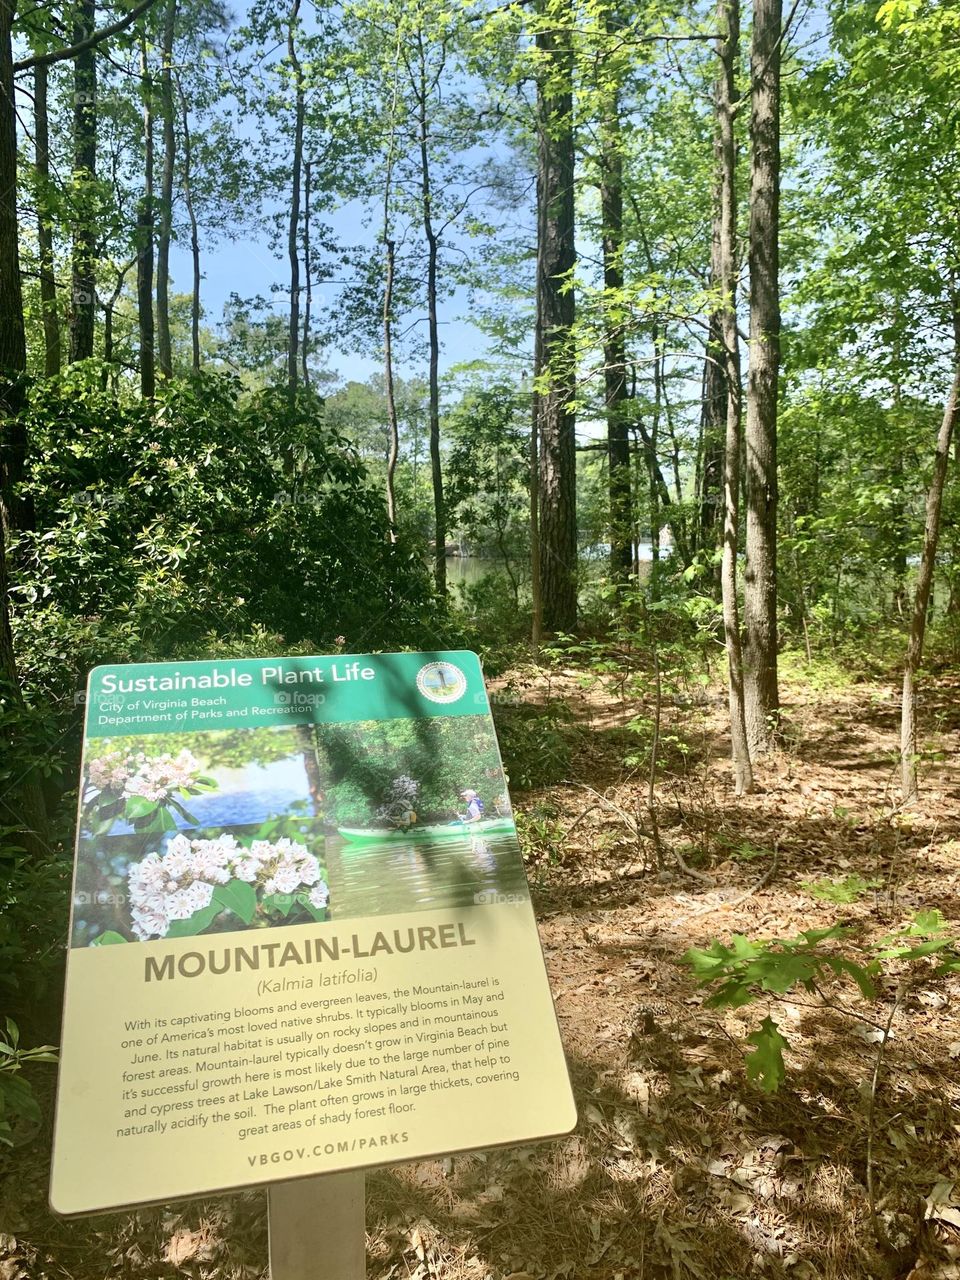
[
  {"left": 70, "top": 706, "right": 528, "bottom": 944},
  {"left": 313, "top": 712, "right": 528, "bottom": 915}
]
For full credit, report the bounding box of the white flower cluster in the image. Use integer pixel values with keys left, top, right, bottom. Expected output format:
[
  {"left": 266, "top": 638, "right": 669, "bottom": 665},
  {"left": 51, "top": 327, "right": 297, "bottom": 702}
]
[
  {"left": 127, "top": 832, "right": 328, "bottom": 940},
  {"left": 88, "top": 748, "right": 202, "bottom": 805}
]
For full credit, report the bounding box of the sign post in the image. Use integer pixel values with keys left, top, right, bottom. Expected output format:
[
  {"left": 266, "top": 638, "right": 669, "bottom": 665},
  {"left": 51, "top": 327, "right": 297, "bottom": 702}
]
[
  {"left": 50, "top": 651, "right": 576, "bottom": 1253},
  {"left": 268, "top": 1173, "right": 365, "bottom": 1278}
]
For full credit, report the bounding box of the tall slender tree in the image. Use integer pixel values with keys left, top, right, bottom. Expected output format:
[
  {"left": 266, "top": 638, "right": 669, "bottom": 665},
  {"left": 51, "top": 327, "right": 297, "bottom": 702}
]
[
  {"left": 598, "top": 12, "right": 631, "bottom": 583},
  {"left": 716, "top": 0, "right": 752, "bottom": 794},
  {"left": 743, "top": 0, "right": 782, "bottom": 754},
  {"left": 69, "top": 0, "right": 98, "bottom": 362},
  {"left": 535, "top": 0, "right": 577, "bottom": 632},
  {"left": 155, "top": 0, "right": 177, "bottom": 378},
  {"left": 35, "top": 62, "right": 61, "bottom": 376},
  {"left": 285, "top": 0, "right": 305, "bottom": 402},
  {"left": 408, "top": 21, "right": 446, "bottom": 594},
  {"left": 137, "top": 36, "right": 156, "bottom": 397}
]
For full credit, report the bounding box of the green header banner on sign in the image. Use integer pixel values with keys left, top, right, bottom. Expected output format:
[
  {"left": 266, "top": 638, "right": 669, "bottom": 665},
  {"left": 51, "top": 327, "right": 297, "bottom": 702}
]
[{"left": 85, "top": 651, "right": 489, "bottom": 739}]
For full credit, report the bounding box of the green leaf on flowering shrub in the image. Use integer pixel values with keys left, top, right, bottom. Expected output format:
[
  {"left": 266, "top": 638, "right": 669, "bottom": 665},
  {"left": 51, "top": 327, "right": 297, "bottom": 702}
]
[
  {"left": 302, "top": 900, "right": 328, "bottom": 923},
  {"left": 745, "top": 1017, "right": 788, "bottom": 1093},
  {"left": 124, "top": 796, "right": 157, "bottom": 819},
  {"left": 261, "top": 892, "right": 294, "bottom": 918},
  {"left": 91, "top": 930, "right": 128, "bottom": 946},
  {"left": 167, "top": 903, "right": 221, "bottom": 937},
  {"left": 212, "top": 879, "right": 256, "bottom": 925},
  {"left": 169, "top": 798, "right": 200, "bottom": 825}
]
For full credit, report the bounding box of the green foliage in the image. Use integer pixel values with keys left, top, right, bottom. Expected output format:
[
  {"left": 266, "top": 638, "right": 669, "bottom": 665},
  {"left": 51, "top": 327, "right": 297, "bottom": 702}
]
[
  {"left": 744, "top": 1018, "right": 789, "bottom": 1094},
  {"left": 800, "top": 874, "right": 882, "bottom": 903},
  {"left": 684, "top": 913, "right": 960, "bottom": 1090},
  {"left": 513, "top": 804, "right": 566, "bottom": 865},
  {"left": 492, "top": 703, "right": 574, "bottom": 791},
  {"left": 0, "top": 1018, "right": 57, "bottom": 1147},
  {"left": 11, "top": 370, "right": 434, "bottom": 706},
  {"left": 317, "top": 716, "right": 504, "bottom": 825}
]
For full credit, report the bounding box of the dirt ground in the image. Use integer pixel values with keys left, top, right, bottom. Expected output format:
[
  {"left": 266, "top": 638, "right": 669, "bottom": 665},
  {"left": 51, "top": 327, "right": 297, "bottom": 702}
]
[{"left": 2, "top": 660, "right": 959, "bottom": 1280}]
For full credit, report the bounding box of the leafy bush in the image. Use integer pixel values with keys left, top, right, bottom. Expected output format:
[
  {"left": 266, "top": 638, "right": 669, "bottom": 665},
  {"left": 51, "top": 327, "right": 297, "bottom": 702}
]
[
  {"left": 493, "top": 703, "right": 574, "bottom": 791},
  {"left": 0, "top": 1018, "right": 57, "bottom": 1147}
]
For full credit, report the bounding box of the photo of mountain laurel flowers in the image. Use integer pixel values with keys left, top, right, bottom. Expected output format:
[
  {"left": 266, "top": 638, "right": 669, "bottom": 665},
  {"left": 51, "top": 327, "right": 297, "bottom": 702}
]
[{"left": 72, "top": 725, "right": 329, "bottom": 947}]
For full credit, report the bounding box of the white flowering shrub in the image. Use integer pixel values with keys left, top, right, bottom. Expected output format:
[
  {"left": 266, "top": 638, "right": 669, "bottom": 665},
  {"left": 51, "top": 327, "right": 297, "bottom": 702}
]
[
  {"left": 83, "top": 747, "right": 217, "bottom": 837},
  {"left": 125, "top": 832, "right": 329, "bottom": 941}
]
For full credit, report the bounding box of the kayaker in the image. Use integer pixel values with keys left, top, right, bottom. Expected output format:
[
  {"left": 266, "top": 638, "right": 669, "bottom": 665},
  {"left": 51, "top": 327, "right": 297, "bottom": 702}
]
[{"left": 459, "top": 789, "right": 484, "bottom": 823}]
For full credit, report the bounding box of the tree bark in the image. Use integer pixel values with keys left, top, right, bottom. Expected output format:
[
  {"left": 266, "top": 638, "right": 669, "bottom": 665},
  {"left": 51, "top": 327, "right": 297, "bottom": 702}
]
[
  {"left": 69, "top": 0, "right": 98, "bottom": 363},
  {"left": 698, "top": 88, "right": 727, "bottom": 564},
  {"left": 743, "top": 0, "right": 782, "bottom": 756},
  {"left": 697, "top": 316, "right": 724, "bottom": 564},
  {"left": 302, "top": 157, "right": 311, "bottom": 387},
  {"left": 530, "top": 366, "right": 543, "bottom": 646},
  {"left": 155, "top": 0, "right": 176, "bottom": 379},
  {"left": 35, "top": 63, "right": 61, "bottom": 377},
  {"left": 0, "top": 0, "right": 30, "bottom": 532},
  {"left": 535, "top": 0, "right": 577, "bottom": 633},
  {"left": 286, "top": 0, "right": 304, "bottom": 404},
  {"left": 716, "top": 0, "right": 753, "bottom": 795},
  {"left": 137, "top": 37, "right": 155, "bottom": 398},
  {"left": 176, "top": 78, "right": 200, "bottom": 372},
  {"left": 383, "top": 237, "right": 399, "bottom": 537},
  {"left": 901, "top": 326, "right": 960, "bottom": 803},
  {"left": 600, "top": 58, "right": 631, "bottom": 584}
]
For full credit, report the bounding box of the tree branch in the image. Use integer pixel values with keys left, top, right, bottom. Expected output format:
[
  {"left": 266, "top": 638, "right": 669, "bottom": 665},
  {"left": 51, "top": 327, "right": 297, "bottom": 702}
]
[{"left": 14, "top": 0, "right": 160, "bottom": 73}]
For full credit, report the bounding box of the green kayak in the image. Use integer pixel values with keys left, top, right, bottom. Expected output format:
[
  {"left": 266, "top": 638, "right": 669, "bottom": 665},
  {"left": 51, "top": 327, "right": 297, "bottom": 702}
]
[{"left": 337, "top": 817, "right": 516, "bottom": 843}]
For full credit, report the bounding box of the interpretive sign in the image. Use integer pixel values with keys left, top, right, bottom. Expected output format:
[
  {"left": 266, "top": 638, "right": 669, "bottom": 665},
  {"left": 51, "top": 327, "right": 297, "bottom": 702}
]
[{"left": 51, "top": 651, "right": 576, "bottom": 1215}]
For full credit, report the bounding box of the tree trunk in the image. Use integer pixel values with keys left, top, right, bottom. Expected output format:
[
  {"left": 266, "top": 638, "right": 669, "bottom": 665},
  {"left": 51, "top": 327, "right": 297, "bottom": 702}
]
[
  {"left": 698, "top": 89, "right": 726, "bottom": 565},
  {"left": 901, "top": 330, "right": 960, "bottom": 803},
  {"left": 743, "top": 0, "right": 782, "bottom": 755},
  {"left": 69, "top": 0, "right": 97, "bottom": 363},
  {"left": 155, "top": 0, "right": 176, "bottom": 379},
  {"left": 302, "top": 158, "right": 312, "bottom": 388},
  {"left": 383, "top": 237, "right": 399, "bottom": 537},
  {"left": 35, "top": 63, "right": 61, "bottom": 377},
  {"left": 286, "top": 0, "right": 304, "bottom": 404},
  {"left": 600, "top": 46, "right": 631, "bottom": 583},
  {"left": 414, "top": 33, "right": 445, "bottom": 597},
  {"left": 535, "top": 0, "right": 577, "bottom": 633},
  {"left": 0, "top": 0, "right": 30, "bottom": 532},
  {"left": 176, "top": 78, "right": 200, "bottom": 372},
  {"left": 697, "top": 316, "right": 724, "bottom": 565},
  {"left": 137, "top": 37, "right": 155, "bottom": 398},
  {"left": 530, "top": 366, "right": 543, "bottom": 646},
  {"left": 649, "top": 324, "right": 663, "bottom": 597},
  {"left": 716, "top": 0, "right": 753, "bottom": 795}
]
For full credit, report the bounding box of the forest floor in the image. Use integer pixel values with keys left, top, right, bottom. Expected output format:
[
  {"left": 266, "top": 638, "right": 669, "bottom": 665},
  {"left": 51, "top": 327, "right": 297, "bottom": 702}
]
[{"left": 2, "top": 655, "right": 959, "bottom": 1280}]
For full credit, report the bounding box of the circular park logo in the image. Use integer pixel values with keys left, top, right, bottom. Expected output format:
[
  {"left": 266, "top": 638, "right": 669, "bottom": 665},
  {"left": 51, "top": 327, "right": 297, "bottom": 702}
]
[{"left": 416, "top": 660, "right": 468, "bottom": 704}]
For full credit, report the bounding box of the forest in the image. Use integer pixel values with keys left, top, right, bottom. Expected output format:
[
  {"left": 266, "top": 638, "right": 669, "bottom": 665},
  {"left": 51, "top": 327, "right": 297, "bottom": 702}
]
[{"left": 1, "top": 0, "right": 960, "bottom": 1275}]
